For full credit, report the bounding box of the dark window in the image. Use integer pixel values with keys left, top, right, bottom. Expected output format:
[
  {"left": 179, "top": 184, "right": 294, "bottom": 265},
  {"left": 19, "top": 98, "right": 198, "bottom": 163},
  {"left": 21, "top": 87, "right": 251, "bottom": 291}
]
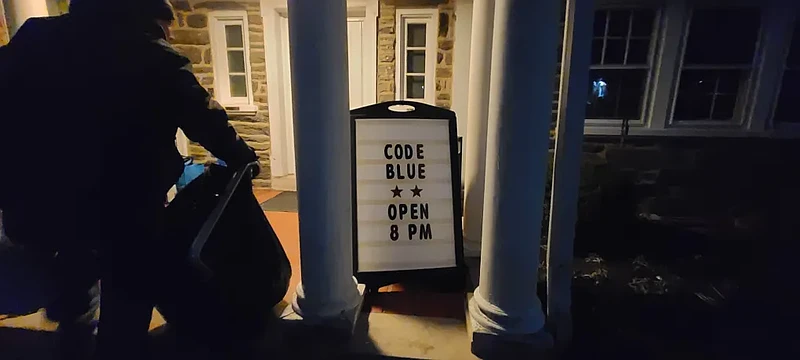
[
  {"left": 683, "top": 9, "right": 760, "bottom": 65},
  {"left": 675, "top": 70, "right": 745, "bottom": 121},
  {"left": 774, "top": 20, "right": 800, "bottom": 123},
  {"left": 673, "top": 8, "right": 760, "bottom": 121},
  {"left": 587, "top": 9, "right": 656, "bottom": 120}
]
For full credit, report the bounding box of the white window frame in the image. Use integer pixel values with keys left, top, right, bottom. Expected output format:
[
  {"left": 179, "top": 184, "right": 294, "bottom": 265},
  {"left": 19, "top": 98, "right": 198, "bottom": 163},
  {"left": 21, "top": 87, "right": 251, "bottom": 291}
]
[
  {"left": 581, "top": 0, "right": 799, "bottom": 138},
  {"left": 395, "top": 8, "right": 438, "bottom": 105},
  {"left": 209, "top": 11, "right": 258, "bottom": 114},
  {"left": 669, "top": 6, "right": 761, "bottom": 127},
  {"left": 770, "top": 12, "right": 800, "bottom": 134},
  {"left": 585, "top": 6, "right": 661, "bottom": 128}
]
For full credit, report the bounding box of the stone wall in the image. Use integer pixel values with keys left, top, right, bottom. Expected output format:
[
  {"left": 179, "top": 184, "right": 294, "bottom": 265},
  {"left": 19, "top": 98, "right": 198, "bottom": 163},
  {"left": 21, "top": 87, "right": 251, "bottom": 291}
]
[
  {"left": 377, "top": 0, "right": 455, "bottom": 109},
  {"left": 169, "top": 0, "right": 271, "bottom": 188},
  {"left": 547, "top": 136, "right": 800, "bottom": 244},
  {"left": 0, "top": 0, "right": 9, "bottom": 46}
]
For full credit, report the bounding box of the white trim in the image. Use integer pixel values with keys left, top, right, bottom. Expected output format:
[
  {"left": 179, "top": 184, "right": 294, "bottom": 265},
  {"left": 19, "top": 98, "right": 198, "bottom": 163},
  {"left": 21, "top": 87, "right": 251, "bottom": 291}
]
[
  {"left": 209, "top": 10, "right": 256, "bottom": 110},
  {"left": 363, "top": 1, "right": 378, "bottom": 106},
  {"left": 584, "top": 124, "right": 793, "bottom": 138},
  {"left": 746, "top": 5, "right": 793, "bottom": 132},
  {"left": 646, "top": 0, "right": 687, "bottom": 130},
  {"left": 452, "top": 0, "right": 473, "bottom": 139},
  {"left": 395, "top": 8, "right": 438, "bottom": 105},
  {"left": 261, "top": 0, "right": 378, "bottom": 178},
  {"left": 767, "top": 10, "right": 799, "bottom": 128}
]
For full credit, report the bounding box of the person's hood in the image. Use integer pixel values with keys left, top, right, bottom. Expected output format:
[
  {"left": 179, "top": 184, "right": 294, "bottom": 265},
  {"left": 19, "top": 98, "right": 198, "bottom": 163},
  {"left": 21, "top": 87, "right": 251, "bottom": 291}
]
[
  {"left": 68, "top": 0, "right": 173, "bottom": 40},
  {"left": 69, "top": 0, "right": 174, "bottom": 22}
]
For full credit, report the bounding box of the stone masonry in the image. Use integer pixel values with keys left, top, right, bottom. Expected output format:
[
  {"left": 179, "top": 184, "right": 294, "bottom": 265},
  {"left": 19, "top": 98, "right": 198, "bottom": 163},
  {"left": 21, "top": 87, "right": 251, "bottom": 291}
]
[
  {"left": 0, "top": 1, "right": 9, "bottom": 46},
  {"left": 170, "top": 0, "right": 271, "bottom": 188},
  {"left": 377, "top": 0, "right": 456, "bottom": 109}
]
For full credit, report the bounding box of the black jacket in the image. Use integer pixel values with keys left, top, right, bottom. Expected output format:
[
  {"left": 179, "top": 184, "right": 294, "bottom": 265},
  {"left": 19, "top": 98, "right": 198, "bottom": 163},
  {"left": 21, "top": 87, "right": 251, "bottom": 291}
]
[{"left": 0, "top": 13, "right": 257, "bottom": 245}]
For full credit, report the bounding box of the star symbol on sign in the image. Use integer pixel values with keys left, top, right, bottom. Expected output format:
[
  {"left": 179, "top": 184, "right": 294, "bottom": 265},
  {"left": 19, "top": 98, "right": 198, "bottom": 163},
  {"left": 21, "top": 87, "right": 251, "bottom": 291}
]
[
  {"left": 411, "top": 185, "right": 423, "bottom": 197},
  {"left": 391, "top": 186, "right": 403, "bottom": 198}
]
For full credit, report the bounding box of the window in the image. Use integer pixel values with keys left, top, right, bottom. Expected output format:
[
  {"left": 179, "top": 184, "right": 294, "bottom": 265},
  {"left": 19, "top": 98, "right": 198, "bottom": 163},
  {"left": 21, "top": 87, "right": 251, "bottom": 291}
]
[
  {"left": 673, "top": 8, "right": 761, "bottom": 122},
  {"left": 209, "top": 11, "right": 256, "bottom": 112},
  {"left": 395, "top": 9, "right": 438, "bottom": 105},
  {"left": 773, "top": 18, "right": 800, "bottom": 124},
  {"left": 586, "top": 9, "right": 657, "bottom": 121}
]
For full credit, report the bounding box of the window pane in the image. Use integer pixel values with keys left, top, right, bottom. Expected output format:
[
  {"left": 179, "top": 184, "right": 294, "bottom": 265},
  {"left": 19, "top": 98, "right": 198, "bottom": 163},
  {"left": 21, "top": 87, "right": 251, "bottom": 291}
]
[
  {"left": 227, "top": 50, "right": 246, "bottom": 73},
  {"left": 230, "top": 75, "right": 248, "bottom": 97},
  {"left": 608, "top": 10, "right": 630, "bottom": 37},
  {"left": 407, "top": 50, "right": 426, "bottom": 74},
  {"left": 631, "top": 9, "right": 655, "bottom": 37},
  {"left": 627, "top": 38, "right": 650, "bottom": 64},
  {"left": 711, "top": 95, "right": 736, "bottom": 120},
  {"left": 684, "top": 8, "right": 760, "bottom": 65},
  {"left": 716, "top": 70, "right": 744, "bottom": 94},
  {"left": 591, "top": 39, "right": 604, "bottom": 64},
  {"left": 586, "top": 69, "right": 648, "bottom": 119},
  {"left": 679, "top": 69, "right": 717, "bottom": 94},
  {"left": 593, "top": 11, "right": 607, "bottom": 37},
  {"left": 407, "top": 24, "right": 426, "bottom": 47},
  {"left": 225, "top": 25, "right": 244, "bottom": 48},
  {"left": 406, "top": 76, "right": 425, "bottom": 99},
  {"left": 675, "top": 70, "right": 716, "bottom": 120},
  {"left": 674, "top": 93, "right": 713, "bottom": 120},
  {"left": 774, "top": 70, "right": 800, "bottom": 123},
  {"left": 604, "top": 39, "right": 626, "bottom": 64},
  {"left": 674, "top": 69, "right": 745, "bottom": 120}
]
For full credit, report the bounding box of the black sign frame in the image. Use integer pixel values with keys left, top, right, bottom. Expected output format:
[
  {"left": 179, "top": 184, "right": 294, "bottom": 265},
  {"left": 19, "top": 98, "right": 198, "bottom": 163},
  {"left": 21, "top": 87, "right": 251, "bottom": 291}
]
[{"left": 350, "top": 101, "right": 465, "bottom": 290}]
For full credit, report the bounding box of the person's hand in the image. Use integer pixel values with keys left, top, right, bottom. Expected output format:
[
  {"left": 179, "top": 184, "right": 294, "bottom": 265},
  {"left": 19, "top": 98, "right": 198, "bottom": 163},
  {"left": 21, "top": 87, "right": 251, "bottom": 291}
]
[{"left": 249, "top": 162, "right": 261, "bottom": 179}]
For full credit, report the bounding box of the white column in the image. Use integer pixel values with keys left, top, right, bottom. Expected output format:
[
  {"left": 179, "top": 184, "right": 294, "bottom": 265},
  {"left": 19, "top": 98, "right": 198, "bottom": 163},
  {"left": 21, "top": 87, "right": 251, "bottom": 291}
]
[
  {"left": 546, "top": 0, "right": 594, "bottom": 348},
  {"left": 6, "top": 0, "right": 49, "bottom": 34},
  {"left": 468, "top": 0, "right": 561, "bottom": 354},
  {"left": 461, "top": 0, "right": 495, "bottom": 257},
  {"left": 286, "top": 0, "right": 362, "bottom": 324}
]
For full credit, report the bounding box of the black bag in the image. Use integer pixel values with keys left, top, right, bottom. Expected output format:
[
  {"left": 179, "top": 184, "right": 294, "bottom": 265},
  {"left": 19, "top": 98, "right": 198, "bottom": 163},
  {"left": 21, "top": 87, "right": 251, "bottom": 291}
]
[{"left": 156, "top": 163, "right": 291, "bottom": 341}]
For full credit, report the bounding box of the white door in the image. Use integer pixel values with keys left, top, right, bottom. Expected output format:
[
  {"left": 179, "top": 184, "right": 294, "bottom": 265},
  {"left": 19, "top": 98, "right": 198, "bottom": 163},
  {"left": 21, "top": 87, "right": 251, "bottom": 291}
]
[
  {"left": 278, "top": 17, "right": 366, "bottom": 176},
  {"left": 279, "top": 17, "right": 297, "bottom": 175}
]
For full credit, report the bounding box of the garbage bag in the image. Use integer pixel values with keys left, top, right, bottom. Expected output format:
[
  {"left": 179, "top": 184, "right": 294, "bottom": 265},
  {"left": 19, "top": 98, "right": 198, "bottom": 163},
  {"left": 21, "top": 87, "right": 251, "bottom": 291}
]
[{"left": 157, "top": 164, "right": 291, "bottom": 341}]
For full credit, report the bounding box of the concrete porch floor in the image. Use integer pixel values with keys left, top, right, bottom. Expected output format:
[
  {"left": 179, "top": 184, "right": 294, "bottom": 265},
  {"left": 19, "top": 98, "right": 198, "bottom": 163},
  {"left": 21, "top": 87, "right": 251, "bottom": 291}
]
[{"left": 0, "top": 189, "right": 477, "bottom": 360}]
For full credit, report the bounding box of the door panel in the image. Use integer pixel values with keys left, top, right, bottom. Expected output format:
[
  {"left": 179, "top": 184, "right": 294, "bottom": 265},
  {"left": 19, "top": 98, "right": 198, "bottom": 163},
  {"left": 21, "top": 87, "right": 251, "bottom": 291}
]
[
  {"left": 348, "top": 20, "right": 365, "bottom": 109},
  {"left": 279, "top": 17, "right": 366, "bottom": 175},
  {"left": 279, "top": 16, "right": 296, "bottom": 175}
]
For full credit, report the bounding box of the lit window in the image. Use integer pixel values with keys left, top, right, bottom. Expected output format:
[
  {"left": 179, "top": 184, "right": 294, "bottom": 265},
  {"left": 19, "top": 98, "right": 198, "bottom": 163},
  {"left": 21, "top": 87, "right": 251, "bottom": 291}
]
[
  {"left": 395, "top": 9, "right": 437, "bottom": 105},
  {"left": 587, "top": 9, "right": 657, "bottom": 120},
  {"left": 673, "top": 8, "right": 760, "bottom": 122},
  {"left": 774, "top": 19, "right": 800, "bottom": 124},
  {"left": 209, "top": 11, "right": 256, "bottom": 111}
]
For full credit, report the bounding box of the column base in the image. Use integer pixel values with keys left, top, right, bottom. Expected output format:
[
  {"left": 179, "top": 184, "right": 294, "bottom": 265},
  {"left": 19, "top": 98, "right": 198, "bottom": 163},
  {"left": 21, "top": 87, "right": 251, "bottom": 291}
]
[
  {"left": 468, "top": 292, "right": 554, "bottom": 358},
  {"left": 546, "top": 309, "right": 573, "bottom": 350},
  {"left": 281, "top": 283, "right": 366, "bottom": 337}
]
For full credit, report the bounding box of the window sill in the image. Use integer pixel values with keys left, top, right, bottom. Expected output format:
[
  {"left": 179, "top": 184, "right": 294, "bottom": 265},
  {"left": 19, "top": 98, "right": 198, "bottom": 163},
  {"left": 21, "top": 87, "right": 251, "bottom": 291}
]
[
  {"left": 223, "top": 104, "right": 259, "bottom": 116},
  {"left": 584, "top": 125, "right": 779, "bottom": 138}
]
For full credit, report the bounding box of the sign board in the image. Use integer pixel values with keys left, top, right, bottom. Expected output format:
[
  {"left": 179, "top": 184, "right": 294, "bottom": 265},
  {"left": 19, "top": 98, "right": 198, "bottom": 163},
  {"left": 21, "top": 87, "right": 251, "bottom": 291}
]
[{"left": 351, "top": 101, "right": 463, "bottom": 280}]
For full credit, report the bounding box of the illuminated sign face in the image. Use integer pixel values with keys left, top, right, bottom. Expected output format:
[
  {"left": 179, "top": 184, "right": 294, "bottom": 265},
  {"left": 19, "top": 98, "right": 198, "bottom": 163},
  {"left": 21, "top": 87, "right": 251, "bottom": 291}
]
[{"left": 354, "top": 118, "right": 457, "bottom": 273}]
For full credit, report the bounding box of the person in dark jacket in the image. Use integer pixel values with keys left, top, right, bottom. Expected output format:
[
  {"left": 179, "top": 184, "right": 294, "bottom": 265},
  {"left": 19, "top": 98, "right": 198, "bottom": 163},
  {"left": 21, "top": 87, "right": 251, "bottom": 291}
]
[{"left": 0, "top": 0, "right": 258, "bottom": 358}]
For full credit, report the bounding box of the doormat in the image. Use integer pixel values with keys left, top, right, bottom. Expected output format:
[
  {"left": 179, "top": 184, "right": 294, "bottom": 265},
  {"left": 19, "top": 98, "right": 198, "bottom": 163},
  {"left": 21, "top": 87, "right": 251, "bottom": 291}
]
[{"left": 260, "top": 191, "right": 298, "bottom": 213}]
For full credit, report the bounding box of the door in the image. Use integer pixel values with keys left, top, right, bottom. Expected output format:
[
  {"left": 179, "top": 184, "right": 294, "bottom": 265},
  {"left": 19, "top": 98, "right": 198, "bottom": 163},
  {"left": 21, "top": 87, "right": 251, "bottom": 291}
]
[
  {"left": 279, "top": 17, "right": 296, "bottom": 175},
  {"left": 278, "top": 17, "right": 367, "bottom": 176}
]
